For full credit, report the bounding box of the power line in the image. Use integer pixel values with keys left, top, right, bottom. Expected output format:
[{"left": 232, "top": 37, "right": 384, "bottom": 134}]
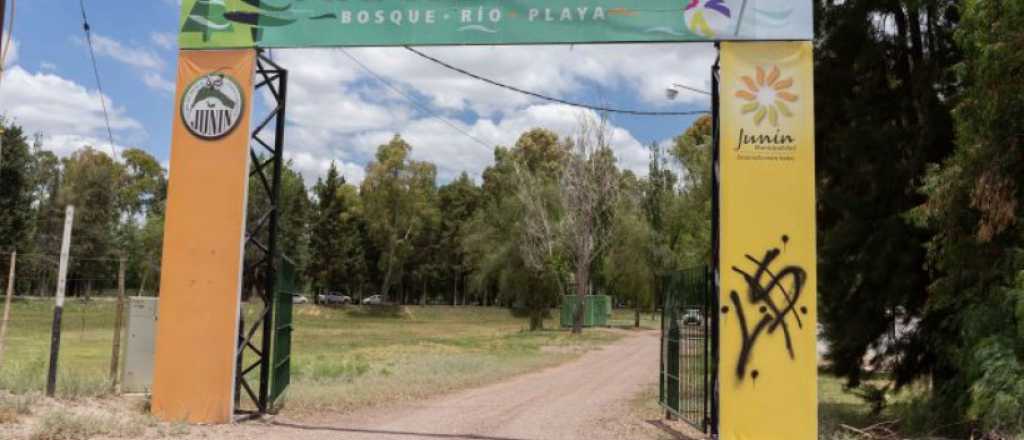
[
  {"left": 338, "top": 48, "right": 493, "bottom": 150},
  {"left": 78, "top": 0, "right": 117, "bottom": 160},
  {"left": 404, "top": 46, "right": 710, "bottom": 117}
]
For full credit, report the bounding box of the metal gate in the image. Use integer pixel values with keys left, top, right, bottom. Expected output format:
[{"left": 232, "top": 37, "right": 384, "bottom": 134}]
[
  {"left": 268, "top": 256, "right": 295, "bottom": 411},
  {"left": 660, "top": 265, "right": 715, "bottom": 433}
]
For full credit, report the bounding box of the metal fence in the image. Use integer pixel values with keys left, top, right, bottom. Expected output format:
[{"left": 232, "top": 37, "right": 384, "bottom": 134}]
[{"left": 660, "top": 265, "right": 714, "bottom": 433}]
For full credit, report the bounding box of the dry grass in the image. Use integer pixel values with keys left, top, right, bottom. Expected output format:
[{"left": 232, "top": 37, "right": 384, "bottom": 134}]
[
  {"left": 253, "top": 305, "right": 624, "bottom": 414},
  {"left": 27, "top": 408, "right": 147, "bottom": 440}
]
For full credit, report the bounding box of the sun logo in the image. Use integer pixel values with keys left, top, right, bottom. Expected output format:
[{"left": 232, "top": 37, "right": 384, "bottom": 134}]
[
  {"left": 735, "top": 65, "right": 798, "bottom": 127},
  {"left": 685, "top": 0, "right": 732, "bottom": 37}
]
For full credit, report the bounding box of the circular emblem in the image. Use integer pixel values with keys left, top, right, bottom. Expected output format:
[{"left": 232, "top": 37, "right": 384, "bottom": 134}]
[{"left": 180, "top": 72, "right": 245, "bottom": 140}]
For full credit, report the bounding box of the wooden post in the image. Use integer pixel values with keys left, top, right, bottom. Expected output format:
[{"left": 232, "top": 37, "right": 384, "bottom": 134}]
[
  {"left": 47, "top": 205, "right": 74, "bottom": 397},
  {"left": 109, "top": 255, "right": 126, "bottom": 391},
  {"left": 0, "top": 251, "right": 16, "bottom": 366}
]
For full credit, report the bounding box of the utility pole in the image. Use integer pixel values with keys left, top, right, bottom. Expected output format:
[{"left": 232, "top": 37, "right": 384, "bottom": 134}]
[
  {"left": 109, "top": 255, "right": 126, "bottom": 391},
  {"left": 0, "top": 251, "right": 16, "bottom": 366},
  {"left": 46, "top": 205, "right": 74, "bottom": 397}
]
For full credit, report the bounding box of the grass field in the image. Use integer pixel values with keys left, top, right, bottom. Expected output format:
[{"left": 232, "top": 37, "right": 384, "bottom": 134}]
[
  {"left": 0, "top": 298, "right": 898, "bottom": 439},
  {"left": 0, "top": 298, "right": 637, "bottom": 414}
]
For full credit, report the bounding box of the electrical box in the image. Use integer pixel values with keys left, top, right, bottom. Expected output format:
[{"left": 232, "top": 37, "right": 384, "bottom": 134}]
[{"left": 121, "top": 297, "right": 158, "bottom": 394}]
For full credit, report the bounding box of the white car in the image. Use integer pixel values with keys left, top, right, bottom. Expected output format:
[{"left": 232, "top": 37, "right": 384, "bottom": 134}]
[
  {"left": 361, "top": 294, "right": 385, "bottom": 305},
  {"left": 292, "top": 294, "right": 310, "bottom": 304},
  {"left": 317, "top": 292, "right": 353, "bottom": 305}
]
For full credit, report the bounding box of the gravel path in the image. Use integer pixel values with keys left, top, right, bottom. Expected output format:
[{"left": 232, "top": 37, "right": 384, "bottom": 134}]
[{"left": 218, "top": 330, "right": 662, "bottom": 440}]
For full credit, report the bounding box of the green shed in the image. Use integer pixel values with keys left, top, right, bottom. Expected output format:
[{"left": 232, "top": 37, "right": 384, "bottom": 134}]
[{"left": 560, "top": 295, "right": 612, "bottom": 328}]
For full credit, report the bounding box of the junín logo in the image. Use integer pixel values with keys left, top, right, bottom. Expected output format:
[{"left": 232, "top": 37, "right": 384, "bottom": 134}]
[
  {"left": 180, "top": 72, "right": 244, "bottom": 140},
  {"left": 735, "top": 65, "right": 798, "bottom": 127}
]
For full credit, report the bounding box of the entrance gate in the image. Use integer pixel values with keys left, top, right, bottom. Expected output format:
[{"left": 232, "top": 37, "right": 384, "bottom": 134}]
[
  {"left": 153, "top": 1, "right": 818, "bottom": 438},
  {"left": 660, "top": 266, "right": 714, "bottom": 433}
]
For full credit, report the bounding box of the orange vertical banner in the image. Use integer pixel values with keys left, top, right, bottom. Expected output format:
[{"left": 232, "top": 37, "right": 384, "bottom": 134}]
[{"left": 152, "top": 49, "right": 255, "bottom": 424}]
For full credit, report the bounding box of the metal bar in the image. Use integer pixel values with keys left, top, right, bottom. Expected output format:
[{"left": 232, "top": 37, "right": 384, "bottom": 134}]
[
  {"left": 240, "top": 377, "right": 258, "bottom": 408},
  {"left": 709, "top": 48, "right": 722, "bottom": 437},
  {"left": 245, "top": 211, "right": 273, "bottom": 243},
  {"left": 255, "top": 73, "right": 280, "bottom": 90},
  {"left": 241, "top": 359, "right": 262, "bottom": 377},
  {"left": 245, "top": 341, "right": 263, "bottom": 357},
  {"left": 257, "top": 63, "right": 287, "bottom": 414},
  {"left": 247, "top": 238, "right": 270, "bottom": 255},
  {"left": 249, "top": 149, "right": 272, "bottom": 196}
]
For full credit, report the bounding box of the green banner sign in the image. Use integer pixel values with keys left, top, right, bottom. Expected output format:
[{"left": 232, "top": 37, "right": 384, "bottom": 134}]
[{"left": 179, "top": 0, "right": 813, "bottom": 49}]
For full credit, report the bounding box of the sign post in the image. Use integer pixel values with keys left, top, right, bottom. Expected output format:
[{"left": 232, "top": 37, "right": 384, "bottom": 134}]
[{"left": 46, "top": 205, "right": 74, "bottom": 397}]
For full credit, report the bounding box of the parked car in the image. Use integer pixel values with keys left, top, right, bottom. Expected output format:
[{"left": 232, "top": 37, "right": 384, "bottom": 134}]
[
  {"left": 291, "top": 294, "right": 310, "bottom": 304},
  {"left": 317, "top": 292, "right": 352, "bottom": 305},
  {"left": 682, "top": 309, "right": 703, "bottom": 326},
  {"left": 361, "top": 294, "right": 385, "bottom": 305}
]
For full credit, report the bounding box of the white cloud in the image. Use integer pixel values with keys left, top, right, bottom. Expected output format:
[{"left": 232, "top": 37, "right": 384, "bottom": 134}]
[
  {"left": 40, "top": 62, "right": 58, "bottom": 71},
  {"left": 41, "top": 134, "right": 131, "bottom": 160},
  {"left": 74, "top": 33, "right": 175, "bottom": 94},
  {"left": 271, "top": 45, "right": 707, "bottom": 185},
  {"left": 143, "top": 72, "right": 175, "bottom": 94},
  {"left": 280, "top": 103, "right": 647, "bottom": 186},
  {"left": 0, "top": 65, "right": 145, "bottom": 157},
  {"left": 79, "top": 33, "right": 164, "bottom": 70},
  {"left": 150, "top": 32, "right": 177, "bottom": 51}
]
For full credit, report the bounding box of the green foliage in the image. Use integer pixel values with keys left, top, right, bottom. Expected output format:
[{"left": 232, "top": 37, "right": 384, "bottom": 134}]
[
  {"left": 669, "top": 115, "right": 712, "bottom": 267},
  {"left": 308, "top": 162, "right": 369, "bottom": 298},
  {"left": 361, "top": 135, "right": 439, "bottom": 301},
  {"left": 602, "top": 171, "right": 654, "bottom": 324},
  {"left": 0, "top": 121, "right": 35, "bottom": 251},
  {"left": 814, "top": 0, "right": 960, "bottom": 392}
]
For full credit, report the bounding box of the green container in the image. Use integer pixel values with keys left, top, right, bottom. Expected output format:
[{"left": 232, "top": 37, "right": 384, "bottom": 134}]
[{"left": 560, "top": 295, "right": 612, "bottom": 328}]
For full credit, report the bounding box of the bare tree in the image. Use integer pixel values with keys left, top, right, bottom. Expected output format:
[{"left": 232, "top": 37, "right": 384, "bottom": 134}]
[{"left": 561, "top": 114, "right": 620, "bottom": 334}]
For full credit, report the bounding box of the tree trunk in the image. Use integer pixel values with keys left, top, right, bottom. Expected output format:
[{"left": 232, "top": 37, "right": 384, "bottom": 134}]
[
  {"left": 420, "top": 279, "right": 427, "bottom": 305},
  {"left": 634, "top": 307, "right": 640, "bottom": 328},
  {"left": 530, "top": 309, "right": 544, "bottom": 331},
  {"left": 452, "top": 273, "right": 458, "bottom": 306},
  {"left": 572, "top": 265, "right": 587, "bottom": 334}
]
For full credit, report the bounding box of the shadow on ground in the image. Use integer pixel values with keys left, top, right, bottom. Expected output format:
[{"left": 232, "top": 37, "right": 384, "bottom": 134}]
[
  {"left": 645, "top": 419, "right": 706, "bottom": 440},
  {"left": 272, "top": 421, "right": 530, "bottom": 440}
]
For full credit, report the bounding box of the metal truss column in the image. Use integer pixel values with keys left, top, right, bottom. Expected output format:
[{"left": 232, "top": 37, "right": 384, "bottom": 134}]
[{"left": 237, "top": 48, "right": 288, "bottom": 417}]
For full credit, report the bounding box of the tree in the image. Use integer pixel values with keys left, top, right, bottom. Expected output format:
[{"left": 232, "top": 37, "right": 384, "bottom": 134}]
[
  {"left": 602, "top": 171, "right": 654, "bottom": 327},
  {"left": 670, "top": 115, "right": 713, "bottom": 267},
  {"left": 307, "top": 162, "right": 367, "bottom": 298},
  {"left": 60, "top": 148, "right": 123, "bottom": 297},
  {"left": 465, "top": 130, "right": 567, "bottom": 330},
  {"left": 437, "top": 173, "right": 481, "bottom": 305},
  {"left": 0, "top": 121, "right": 34, "bottom": 252},
  {"left": 913, "top": 0, "right": 1024, "bottom": 434},
  {"left": 559, "top": 115, "right": 619, "bottom": 334},
  {"left": 813, "top": 0, "right": 960, "bottom": 394},
  {"left": 360, "top": 136, "right": 438, "bottom": 301}
]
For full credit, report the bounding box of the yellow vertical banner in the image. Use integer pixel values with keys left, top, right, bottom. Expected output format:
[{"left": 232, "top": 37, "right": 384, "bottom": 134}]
[
  {"left": 152, "top": 49, "right": 255, "bottom": 424},
  {"left": 719, "top": 41, "right": 817, "bottom": 440}
]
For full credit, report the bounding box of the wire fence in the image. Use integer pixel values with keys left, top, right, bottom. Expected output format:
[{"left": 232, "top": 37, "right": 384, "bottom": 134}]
[
  {"left": 0, "top": 251, "right": 160, "bottom": 299},
  {"left": 0, "top": 251, "right": 159, "bottom": 397}
]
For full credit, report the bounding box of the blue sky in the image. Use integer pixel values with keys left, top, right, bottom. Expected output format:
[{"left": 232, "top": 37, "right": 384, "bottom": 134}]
[{"left": 1, "top": 0, "right": 713, "bottom": 184}]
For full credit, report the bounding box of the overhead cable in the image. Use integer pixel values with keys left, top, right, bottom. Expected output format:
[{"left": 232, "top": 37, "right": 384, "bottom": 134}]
[
  {"left": 79, "top": 0, "right": 118, "bottom": 160},
  {"left": 404, "top": 46, "right": 710, "bottom": 117},
  {"left": 338, "top": 48, "right": 494, "bottom": 150}
]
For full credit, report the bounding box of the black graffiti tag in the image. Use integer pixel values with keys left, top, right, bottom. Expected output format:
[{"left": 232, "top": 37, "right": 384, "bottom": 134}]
[{"left": 729, "top": 239, "right": 807, "bottom": 381}]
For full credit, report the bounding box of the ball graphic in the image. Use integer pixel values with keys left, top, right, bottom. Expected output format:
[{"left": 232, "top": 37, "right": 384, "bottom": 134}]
[{"left": 684, "top": 0, "right": 737, "bottom": 38}]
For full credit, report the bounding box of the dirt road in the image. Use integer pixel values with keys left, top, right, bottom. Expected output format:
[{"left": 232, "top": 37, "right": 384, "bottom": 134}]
[{"left": 213, "top": 330, "right": 663, "bottom": 440}]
